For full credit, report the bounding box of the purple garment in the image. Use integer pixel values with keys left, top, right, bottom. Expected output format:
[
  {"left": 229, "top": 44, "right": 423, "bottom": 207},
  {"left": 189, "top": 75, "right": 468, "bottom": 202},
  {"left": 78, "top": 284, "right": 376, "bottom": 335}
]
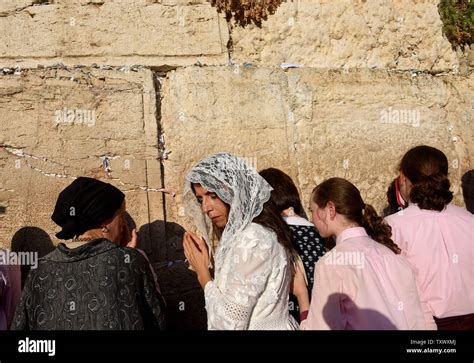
[{"left": 0, "top": 257, "right": 22, "bottom": 330}]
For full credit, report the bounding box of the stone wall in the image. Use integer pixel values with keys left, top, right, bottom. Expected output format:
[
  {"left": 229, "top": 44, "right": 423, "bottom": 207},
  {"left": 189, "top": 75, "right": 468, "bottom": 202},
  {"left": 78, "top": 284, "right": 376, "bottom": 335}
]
[
  {"left": 162, "top": 66, "right": 472, "bottom": 227},
  {"left": 0, "top": 0, "right": 472, "bottom": 329}
]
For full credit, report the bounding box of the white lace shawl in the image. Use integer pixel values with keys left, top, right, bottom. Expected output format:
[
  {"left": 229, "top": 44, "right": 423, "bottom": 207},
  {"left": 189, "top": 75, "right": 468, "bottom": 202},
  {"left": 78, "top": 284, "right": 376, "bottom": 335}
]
[
  {"left": 182, "top": 152, "right": 273, "bottom": 267},
  {"left": 182, "top": 153, "right": 297, "bottom": 330}
]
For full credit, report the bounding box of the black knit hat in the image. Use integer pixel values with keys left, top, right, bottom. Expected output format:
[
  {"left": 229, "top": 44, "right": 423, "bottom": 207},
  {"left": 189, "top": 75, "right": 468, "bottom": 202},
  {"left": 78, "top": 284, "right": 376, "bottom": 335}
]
[{"left": 51, "top": 177, "right": 125, "bottom": 240}]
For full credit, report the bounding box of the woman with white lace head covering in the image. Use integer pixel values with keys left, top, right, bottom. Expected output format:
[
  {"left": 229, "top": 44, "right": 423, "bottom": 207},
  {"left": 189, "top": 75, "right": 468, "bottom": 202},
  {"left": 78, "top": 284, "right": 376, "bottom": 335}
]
[{"left": 182, "top": 152, "right": 299, "bottom": 330}]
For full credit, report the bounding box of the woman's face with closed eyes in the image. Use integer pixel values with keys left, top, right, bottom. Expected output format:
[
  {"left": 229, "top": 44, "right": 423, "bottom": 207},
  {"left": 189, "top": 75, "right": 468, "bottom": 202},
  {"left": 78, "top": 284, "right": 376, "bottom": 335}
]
[{"left": 193, "top": 184, "right": 230, "bottom": 228}]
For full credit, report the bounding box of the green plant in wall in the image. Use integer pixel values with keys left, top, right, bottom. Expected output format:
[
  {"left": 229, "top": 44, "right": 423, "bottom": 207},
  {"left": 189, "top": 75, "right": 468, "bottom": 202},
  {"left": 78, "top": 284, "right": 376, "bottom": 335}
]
[{"left": 438, "top": 0, "right": 473, "bottom": 49}]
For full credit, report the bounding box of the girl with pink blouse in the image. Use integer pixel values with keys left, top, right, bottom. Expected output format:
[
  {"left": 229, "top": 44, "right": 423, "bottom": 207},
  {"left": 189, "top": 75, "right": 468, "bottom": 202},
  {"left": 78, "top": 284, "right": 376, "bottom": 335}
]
[
  {"left": 292, "top": 177, "right": 426, "bottom": 330},
  {"left": 385, "top": 145, "right": 474, "bottom": 330}
]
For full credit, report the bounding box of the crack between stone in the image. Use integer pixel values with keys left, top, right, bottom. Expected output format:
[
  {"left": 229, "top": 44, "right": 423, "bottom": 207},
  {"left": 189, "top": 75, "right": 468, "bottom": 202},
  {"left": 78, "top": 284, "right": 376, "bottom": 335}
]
[
  {"left": 0, "top": 1, "right": 50, "bottom": 18},
  {"left": 152, "top": 71, "right": 171, "bottom": 260},
  {"left": 225, "top": 16, "right": 234, "bottom": 66}
]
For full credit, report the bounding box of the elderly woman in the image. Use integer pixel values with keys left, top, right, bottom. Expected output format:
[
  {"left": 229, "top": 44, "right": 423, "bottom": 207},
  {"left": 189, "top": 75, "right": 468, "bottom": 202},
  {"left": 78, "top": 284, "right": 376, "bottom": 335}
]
[
  {"left": 182, "top": 153, "right": 298, "bottom": 330},
  {"left": 12, "top": 177, "right": 166, "bottom": 330}
]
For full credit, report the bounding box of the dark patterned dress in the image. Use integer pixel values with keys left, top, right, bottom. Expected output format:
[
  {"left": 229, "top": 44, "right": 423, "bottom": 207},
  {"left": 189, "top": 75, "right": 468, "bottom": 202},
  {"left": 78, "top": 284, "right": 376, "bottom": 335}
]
[
  {"left": 12, "top": 239, "right": 166, "bottom": 330},
  {"left": 285, "top": 216, "right": 326, "bottom": 322}
]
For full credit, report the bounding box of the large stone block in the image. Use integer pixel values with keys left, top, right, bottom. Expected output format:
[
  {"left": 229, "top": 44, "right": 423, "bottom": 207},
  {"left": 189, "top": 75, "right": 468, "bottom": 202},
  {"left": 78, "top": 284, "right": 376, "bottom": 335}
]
[
  {"left": 0, "top": 0, "right": 228, "bottom": 68},
  {"left": 161, "top": 65, "right": 296, "bottom": 227},
  {"left": 0, "top": 67, "right": 163, "bottom": 248},
  {"left": 231, "top": 0, "right": 459, "bottom": 72},
  {"left": 285, "top": 68, "right": 472, "bottom": 211}
]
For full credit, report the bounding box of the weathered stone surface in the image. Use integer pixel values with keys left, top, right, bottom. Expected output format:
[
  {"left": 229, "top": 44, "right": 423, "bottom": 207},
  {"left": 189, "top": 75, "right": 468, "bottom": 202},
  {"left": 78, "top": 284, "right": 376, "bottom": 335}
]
[
  {"left": 161, "top": 66, "right": 473, "bottom": 230},
  {"left": 0, "top": 0, "right": 229, "bottom": 68},
  {"left": 285, "top": 69, "right": 472, "bottom": 210},
  {"left": 0, "top": 67, "right": 163, "bottom": 248},
  {"left": 231, "top": 0, "right": 459, "bottom": 72}
]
